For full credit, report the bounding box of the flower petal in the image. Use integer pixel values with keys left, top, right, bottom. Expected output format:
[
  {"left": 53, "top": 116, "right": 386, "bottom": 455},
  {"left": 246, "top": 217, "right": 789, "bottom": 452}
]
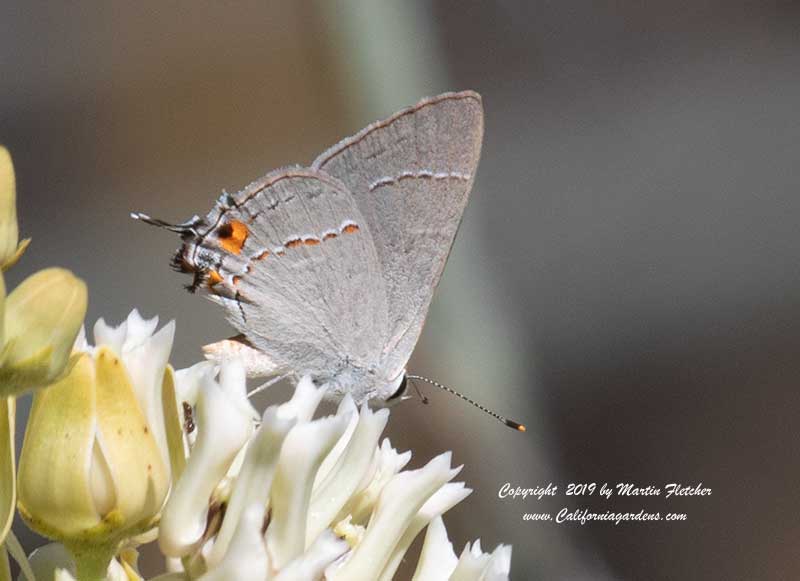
[
  {"left": 110, "top": 315, "right": 175, "bottom": 476},
  {"left": 207, "top": 407, "right": 295, "bottom": 568},
  {"left": 411, "top": 516, "right": 458, "bottom": 581},
  {"left": 174, "top": 362, "right": 214, "bottom": 408},
  {"left": 380, "top": 482, "right": 472, "bottom": 580},
  {"left": 198, "top": 506, "right": 269, "bottom": 581},
  {"left": 93, "top": 318, "right": 126, "bottom": 356},
  {"left": 17, "top": 354, "right": 100, "bottom": 537},
  {"left": 481, "top": 545, "right": 512, "bottom": 581},
  {"left": 276, "top": 375, "right": 326, "bottom": 423},
  {"left": 449, "top": 540, "right": 512, "bottom": 581},
  {"left": 159, "top": 362, "right": 255, "bottom": 557},
  {"left": 119, "top": 310, "right": 159, "bottom": 354},
  {"left": 266, "top": 413, "right": 348, "bottom": 569},
  {"left": 329, "top": 452, "right": 459, "bottom": 580},
  {"left": 338, "top": 439, "right": 411, "bottom": 526},
  {"left": 216, "top": 357, "right": 258, "bottom": 421},
  {"left": 306, "top": 405, "right": 388, "bottom": 546},
  {"left": 93, "top": 347, "right": 170, "bottom": 529},
  {"left": 275, "top": 530, "right": 348, "bottom": 581},
  {"left": 161, "top": 366, "right": 187, "bottom": 481},
  {"left": 314, "top": 395, "right": 358, "bottom": 485}
]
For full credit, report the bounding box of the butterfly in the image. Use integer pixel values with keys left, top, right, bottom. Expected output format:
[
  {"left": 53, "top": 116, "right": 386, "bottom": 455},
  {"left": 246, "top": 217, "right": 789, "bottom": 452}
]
[{"left": 135, "top": 91, "right": 484, "bottom": 407}]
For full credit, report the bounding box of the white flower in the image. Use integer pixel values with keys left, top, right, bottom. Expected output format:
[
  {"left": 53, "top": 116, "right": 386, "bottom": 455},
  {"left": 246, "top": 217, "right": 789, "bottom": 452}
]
[
  {"left": 174, "top": 373, "right": 511, "bottom": 580},
  {"left": 159, "top": 359, "right": 258, "bottom": 557},
  {"left": 17, "top": 311, "right": 172, "bottom": 550}
]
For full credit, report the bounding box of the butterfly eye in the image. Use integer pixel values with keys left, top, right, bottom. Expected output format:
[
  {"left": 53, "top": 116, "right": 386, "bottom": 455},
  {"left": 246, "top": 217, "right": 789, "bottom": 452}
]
[{"left": 386, "top": 374, "right": 409, "bottom": 402}]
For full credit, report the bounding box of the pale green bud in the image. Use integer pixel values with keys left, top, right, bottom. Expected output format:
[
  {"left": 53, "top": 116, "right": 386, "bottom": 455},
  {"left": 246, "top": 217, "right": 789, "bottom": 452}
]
[
  {"left": 0, "top": 268, "right": 88, "bottom": 396},
  {"left": 17, "top": 348, "right": 170, "bottom": 548},
  {"left": 0, "top": 147, "right": 29, "bottom": 271}
]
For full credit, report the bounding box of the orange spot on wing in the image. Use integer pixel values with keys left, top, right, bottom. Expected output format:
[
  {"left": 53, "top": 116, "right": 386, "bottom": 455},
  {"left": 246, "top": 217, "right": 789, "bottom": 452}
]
[
  {"left": 285, "top": 238, "right": 302, "bottom": 249},
  {"left": 256, "top": 250, "right": 270, "bottom": 260},
  {"left": 207, "top": 271, "right": 223, "bottom": 287},
  {"left": 232, "top": 275, "right": 242, "bottom": 286},
  {"left": 343, "top": 224, "right": 360, "bottom": 234},
  {"left": 218, "top": 220, "right": 249, "bottom": 255},
  {"left": 304, "top": 237, "right": 320, "bottom": 246},
  {"left": 323, "top": 232, "right": 338, "bottom": 241}
]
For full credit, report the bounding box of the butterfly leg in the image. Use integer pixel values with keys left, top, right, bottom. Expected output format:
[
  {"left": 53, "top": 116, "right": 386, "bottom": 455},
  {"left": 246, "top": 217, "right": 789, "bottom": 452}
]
[{"left": 247, "top": 371, "right": 296, "bottom": 398}]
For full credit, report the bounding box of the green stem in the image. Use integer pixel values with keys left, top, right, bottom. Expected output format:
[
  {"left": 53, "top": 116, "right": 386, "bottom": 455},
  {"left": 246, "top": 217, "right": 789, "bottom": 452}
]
[{"left": 66, "top": 541, "right": 118, "bottom": 581}]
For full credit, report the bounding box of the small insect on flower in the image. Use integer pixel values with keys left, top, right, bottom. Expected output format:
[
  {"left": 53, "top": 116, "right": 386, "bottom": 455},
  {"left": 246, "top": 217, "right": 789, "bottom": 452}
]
[{"left": 183, "top": 401, "right": 195, "bottom": 434}]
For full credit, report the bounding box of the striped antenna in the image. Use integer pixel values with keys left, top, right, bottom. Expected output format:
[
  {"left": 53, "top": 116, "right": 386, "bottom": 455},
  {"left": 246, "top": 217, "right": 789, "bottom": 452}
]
[
  {"left": 131, "top": 212, "right": 200, "bottom": 234},
  {"left": 406, "top": 374, "right": 526, "bottom": 433}
]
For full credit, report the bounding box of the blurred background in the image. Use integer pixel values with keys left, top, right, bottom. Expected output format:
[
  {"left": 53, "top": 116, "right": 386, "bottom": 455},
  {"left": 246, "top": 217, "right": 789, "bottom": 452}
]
[{"left": 2, "top": 1, "right": 800, "bottom": 579}]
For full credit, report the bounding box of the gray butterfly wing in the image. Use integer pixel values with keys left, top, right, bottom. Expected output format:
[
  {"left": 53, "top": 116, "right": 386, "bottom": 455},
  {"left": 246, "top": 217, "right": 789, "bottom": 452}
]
[
  {"left": 174, "top": 168, "right": 389, "bottom": 381},
  {"left": 312, "top": 91, "right": 484, "bottom": 379}
]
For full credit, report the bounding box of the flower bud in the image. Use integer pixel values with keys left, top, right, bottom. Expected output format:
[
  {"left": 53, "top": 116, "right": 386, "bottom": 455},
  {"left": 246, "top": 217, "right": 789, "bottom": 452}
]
[
  {"left": 0, "top": 268, "right": 87, "bottom": 396},
  {"left": 0, "top": 147, "right": 26, "bottom": 270},
  {"left": 17, "top": 346, "right": 170, "bottom": 546}
]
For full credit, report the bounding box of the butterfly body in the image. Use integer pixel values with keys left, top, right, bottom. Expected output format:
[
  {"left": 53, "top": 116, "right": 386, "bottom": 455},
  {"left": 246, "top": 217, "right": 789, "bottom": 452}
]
[{"left": 139, "top": 91, "right": 484, "bottom": 405}]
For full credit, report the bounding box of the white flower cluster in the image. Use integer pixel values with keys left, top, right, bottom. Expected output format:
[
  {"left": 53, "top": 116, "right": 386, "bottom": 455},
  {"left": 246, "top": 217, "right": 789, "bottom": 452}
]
[
  {"left": 161, "top": 358, "right": 512, "bottom": 580},
  {"left": 16, "top": 311, "right": 511, "bottom": 580}
]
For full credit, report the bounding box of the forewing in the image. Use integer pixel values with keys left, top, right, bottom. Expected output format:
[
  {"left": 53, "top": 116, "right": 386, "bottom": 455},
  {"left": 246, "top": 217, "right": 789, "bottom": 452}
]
[
  {"left": 176, "top": 169, "right": 388, "bottom": 379},
  {"left": 312, "top": 91, "right": 484, "bottom": 377}
]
